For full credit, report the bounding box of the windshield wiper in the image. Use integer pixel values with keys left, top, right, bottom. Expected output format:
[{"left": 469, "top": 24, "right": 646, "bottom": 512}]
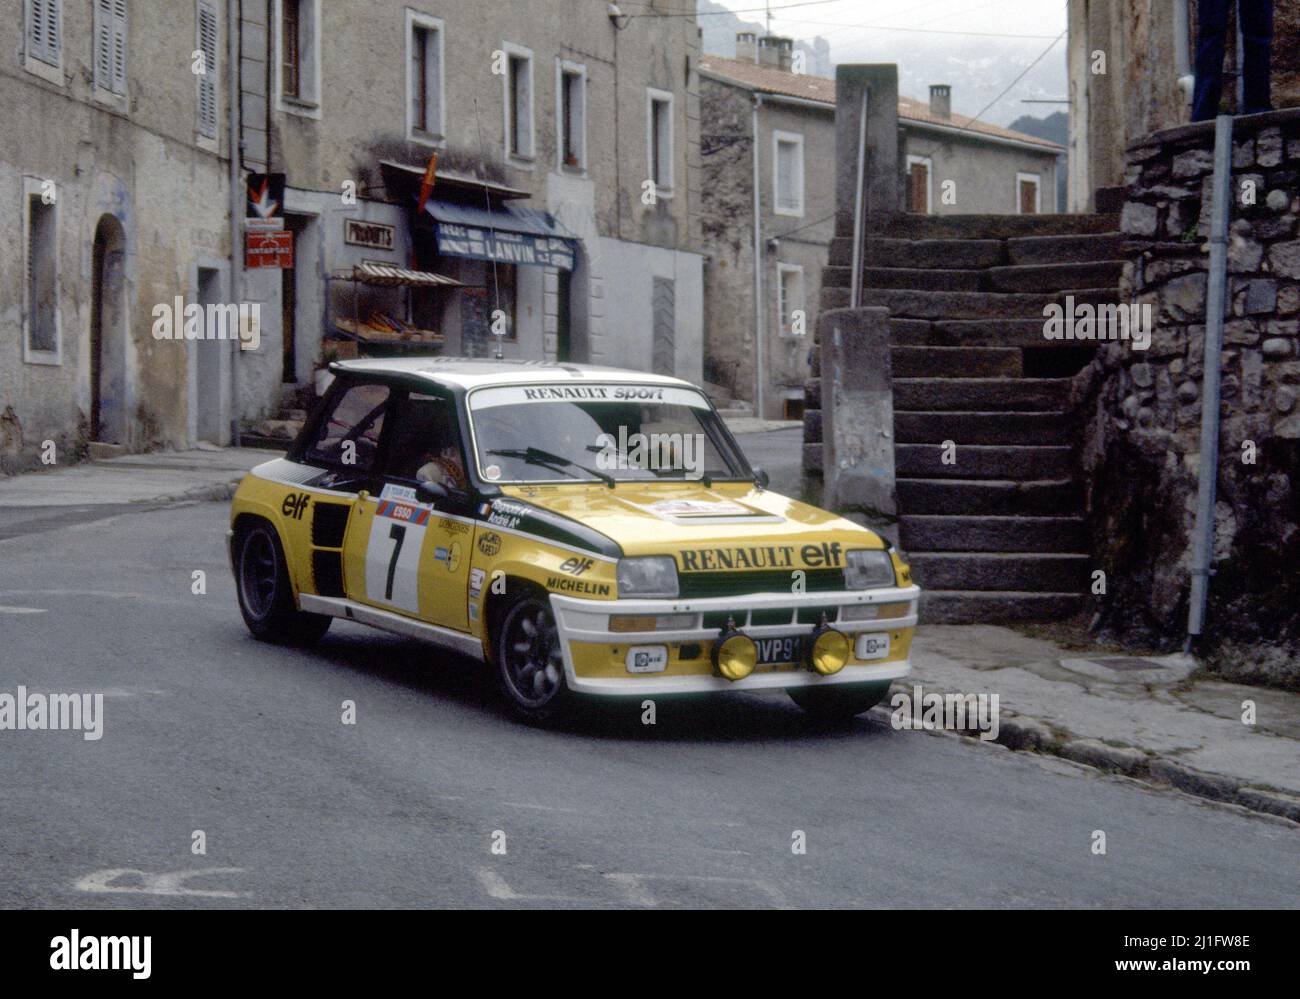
[{"left": 487, "top": 447, "right": 616, "bottom": 488}]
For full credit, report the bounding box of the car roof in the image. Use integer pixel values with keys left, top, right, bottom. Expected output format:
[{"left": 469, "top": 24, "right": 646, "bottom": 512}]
[{"left": 330, "top": 357, "right": 701, "bottom": 391}]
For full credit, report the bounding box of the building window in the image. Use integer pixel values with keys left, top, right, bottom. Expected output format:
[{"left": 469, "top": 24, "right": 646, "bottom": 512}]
[
  {"left": 773, "top": 131, "right": 804, "bottom": 217},
  {"left": 23, "top": 177, "right": 60, "bottom": 363},
  {"left": 93, "top": 0, "right": 128, "bottom": 97},
  {"left": 502, "top": 43, "right": 534, "bottom": 160},
  {"left": 24, "top": 0, "right": 63, "bottom": 83},
  {"left": 647, "top": 88, "right": 673, "bottom": 194},
  {"left": 558, "top": 62, "right": 586, "bottom": 170},
  {"left": 276, "top": 0, "right": 320, "bottom": 114},
  {"left": 196, "top": 1, "right": 219, "bottom": 139},
  {"left": 777, "top": 263, "right": 804, "bottom": 337},
  {"left": 407, "top": 12, "right": 444, "bottom": 142},
  {"left": 907, "top": 155, "right": 932, "bottom": 213},
  {"left": 1016, "top": 172, "right": 1041, "bottom": 214}
]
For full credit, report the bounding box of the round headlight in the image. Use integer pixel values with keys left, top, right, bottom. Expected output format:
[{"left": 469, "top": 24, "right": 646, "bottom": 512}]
[
  {"left": 809, "top": 628, "right": 850, "bottom": 675},
  {"left": 713, "top": 632, "right": 757, "bottom": 682}
]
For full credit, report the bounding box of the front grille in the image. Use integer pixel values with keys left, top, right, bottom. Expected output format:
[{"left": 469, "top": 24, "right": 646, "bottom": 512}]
[{"left": 677, "top": 569, "right": 846, "bottom": 599}]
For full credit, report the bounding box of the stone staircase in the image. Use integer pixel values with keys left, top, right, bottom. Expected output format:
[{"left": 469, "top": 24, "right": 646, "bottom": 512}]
[{"left": 807, "top": 213, "right": 1123, "bottom": 623}]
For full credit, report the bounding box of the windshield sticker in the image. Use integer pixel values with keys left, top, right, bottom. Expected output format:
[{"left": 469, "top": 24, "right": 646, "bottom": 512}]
[
  {"left": 483, "top": 464, "right": 502, "bottom": 481},
  {"left": 470, "top": 384, "right": 710, "bottom": 410}
]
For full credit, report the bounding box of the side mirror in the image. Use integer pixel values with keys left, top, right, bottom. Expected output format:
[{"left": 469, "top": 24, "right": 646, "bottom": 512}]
[
  {"left": 415, "top": 480, "right": 449, "bottom": 504},
  {"left": 753, "top": 467, "right": 770, "bottom": 491}
]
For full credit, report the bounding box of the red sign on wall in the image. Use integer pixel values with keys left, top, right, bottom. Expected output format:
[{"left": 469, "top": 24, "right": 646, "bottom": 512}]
[{"left": 245, "top": 230, "right": 294, "bottom": 269}]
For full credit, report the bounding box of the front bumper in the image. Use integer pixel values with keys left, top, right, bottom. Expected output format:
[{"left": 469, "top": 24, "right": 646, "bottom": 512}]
[{"left": 549, "top": 584, "right": 920, "bottom": 696}]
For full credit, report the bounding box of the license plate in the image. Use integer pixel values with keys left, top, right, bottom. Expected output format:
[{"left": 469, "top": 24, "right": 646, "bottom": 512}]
[{"left": 754, "top": 634, "right": 805, "bottom": 665}]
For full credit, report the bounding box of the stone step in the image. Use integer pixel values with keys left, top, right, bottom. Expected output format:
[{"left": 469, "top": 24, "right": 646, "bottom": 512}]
[
  {"left": 908, "top": 552, "right": 1091, "bottom": 592},
  {"left": 895, "top": 411, "right": 1071, "bottom": 445},
  {"left": 896, "top": 477, "right": 1083, "bottom": 515},
  {"left": 895, "top": 444, "right": 1074, "bottom": 480},
  {"left": 892, "top": 319, "right": 1082, "bottom": 349},
  {"left": 919, "top": 589, "right": 1085, "bottom": 624},
  {"left": 900, "top": 514, "right": 1088, "bottom": 553},
  {"left": 829, "top": 236, "right": 1006, "bottom": 269},
  {"left": 894, "top": 377, "right": 1070, "bottom": 412},
  {"left": 891, "top": 346, "right": 1023, "bottom": 378},
  {"left": 986, "top": 261, "right": 1124, "bottom": 293},
  {"left": 839, "top": 212, "right": 1120, "bottom": 241},
  {"left": 828, "top": 266, "right": 985, "bottom": 291},
  {"left": 854, "top": 288, "right": 1066, "bottom": 320},
  {"left": 1006, "top": 232, "right": 1126, "bottom": 265}
]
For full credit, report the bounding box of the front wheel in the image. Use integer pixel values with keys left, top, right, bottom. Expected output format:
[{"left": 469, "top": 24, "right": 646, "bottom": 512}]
[
  {"left": 494, "top": 594, "right": 572, "bottom": 723},
  {"left": 234, "top": 521, "right": 331, "bottom": 645},
  {"left": 788, "top": 681, "right": 891, "bottom": 721}
]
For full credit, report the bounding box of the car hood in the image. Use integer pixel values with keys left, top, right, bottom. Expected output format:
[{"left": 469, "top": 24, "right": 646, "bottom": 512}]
[{"left": 498, "top": 481, "right": 886, "bottom": 565}]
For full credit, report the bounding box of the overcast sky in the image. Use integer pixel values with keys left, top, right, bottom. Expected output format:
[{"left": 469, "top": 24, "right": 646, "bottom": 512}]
[{"left": 702, "top": 0, "right": 1067, "bottom": 42}]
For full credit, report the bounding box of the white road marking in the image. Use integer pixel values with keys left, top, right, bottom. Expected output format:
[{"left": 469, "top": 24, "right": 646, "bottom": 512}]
[
  {"left": 74, "top": 867, "right": 251, "bottom": 899},
  {"left": 0, "top": 605, "right": 46, "bottom": 614},
  {"left": 473, "top": 867, "right": 582, "bottom": 903}
]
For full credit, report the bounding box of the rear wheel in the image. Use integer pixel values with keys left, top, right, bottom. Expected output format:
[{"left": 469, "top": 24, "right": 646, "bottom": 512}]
[
  {"left": 235, "top": 521, "right": 331, "bottom": 645},
  {"left": 494, "top": 594, "right": 572, "bottom": 723},
  {"left": 788, "top": 681, "right": 891, "bottom": 721}
]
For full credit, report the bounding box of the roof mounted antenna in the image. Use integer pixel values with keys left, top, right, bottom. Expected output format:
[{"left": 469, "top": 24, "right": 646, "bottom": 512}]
[{"left": 472, "top": 95, "right": 505, "bottom": 362}]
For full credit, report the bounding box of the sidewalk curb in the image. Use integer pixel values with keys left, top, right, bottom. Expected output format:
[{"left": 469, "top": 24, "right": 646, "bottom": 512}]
[
  {"left": 144, "top": 479, "right": 242, "bottom": 505},
  {"left": 883, "top": 681, "right": 1300, "bottom": 825}
]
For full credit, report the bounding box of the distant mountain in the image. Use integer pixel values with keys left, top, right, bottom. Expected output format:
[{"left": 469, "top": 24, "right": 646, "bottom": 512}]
[{"left": 1008, "top": 111, "right": 1069, "bottom": 145}]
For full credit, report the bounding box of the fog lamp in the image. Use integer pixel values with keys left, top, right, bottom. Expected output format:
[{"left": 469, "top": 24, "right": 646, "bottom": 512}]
[
  {"left": 711, "top": 617, "right": 756, "bottom": 682},
  {"left": 808, "top": 623, "right": 850, "bottom": 676}
]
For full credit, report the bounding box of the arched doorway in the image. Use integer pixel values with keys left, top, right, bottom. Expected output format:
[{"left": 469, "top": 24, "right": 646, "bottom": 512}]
[{"left": 90, "top": 215, "right": 128, "bottom": 444}]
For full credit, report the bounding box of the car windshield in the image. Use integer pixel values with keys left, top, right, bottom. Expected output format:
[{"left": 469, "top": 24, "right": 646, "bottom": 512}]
[{"left": 467, "top": 383, "right": 749, "bottom": 484}]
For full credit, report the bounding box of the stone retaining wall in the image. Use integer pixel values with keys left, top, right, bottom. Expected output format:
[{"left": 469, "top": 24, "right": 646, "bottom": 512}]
[{"left": 1077, "top": 108, "right": 1300, "bottom": 680}]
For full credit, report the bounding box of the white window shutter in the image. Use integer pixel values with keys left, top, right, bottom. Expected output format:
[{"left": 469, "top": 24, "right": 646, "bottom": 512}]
[
  {"left": 29, "top": 0, "right": 61, "bottom": 66},
  {"left": 197, "top": 1, "right": 218, "bottom": 137},
  {"left": 112, "top": 0, "right": 128, "bottom": 95},
  {"left": 777, "top": 143, "right": 793, "bottom": 209}
]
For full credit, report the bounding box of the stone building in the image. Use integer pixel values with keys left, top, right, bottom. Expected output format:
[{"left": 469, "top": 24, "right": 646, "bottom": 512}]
[
  {"left": 2, "top": 0, "right": 704, "bottom": 466},
  {"left": 2, "top": 0, "right": 235, "bottom": 468},
  {"left": 1067, "top": 0, "right": 1300, "bottom": 212},
  {"left": 699, "top": 36, "right": 1062, "bottom": 421}
]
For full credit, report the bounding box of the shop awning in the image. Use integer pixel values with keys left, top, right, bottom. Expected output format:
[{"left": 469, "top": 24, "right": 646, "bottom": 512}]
[
  {"left": 332, "top": 261, "right": 462, "bottom": 288},
  {"left": 424, "top": 199, "right": 578, "bottom": 271}
]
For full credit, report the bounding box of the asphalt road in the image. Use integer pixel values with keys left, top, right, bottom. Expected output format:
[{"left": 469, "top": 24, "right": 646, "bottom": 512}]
[{"left": 1, "top": 494, "right": 1297, "bottom": 908}]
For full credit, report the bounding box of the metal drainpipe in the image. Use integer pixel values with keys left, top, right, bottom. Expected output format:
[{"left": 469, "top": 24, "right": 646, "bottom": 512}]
[
  {"left": 849, "top": 86, "right": 868, "bottom": 309},
  {"left": 227, "top": 0, "right": 243, "bottom": 447},
  {"left": 1186, "top": 114, "right": 1234, "bottom": 649},
  {"left": 752, "top": 93, "right": 764, "bottom": 420}
]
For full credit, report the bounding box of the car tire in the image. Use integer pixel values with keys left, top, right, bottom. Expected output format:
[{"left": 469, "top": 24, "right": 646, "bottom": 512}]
[
  {"left": 788, "top": 680, "right": 891, "bottom": 721},
  {"left": 494, "top": 593, "right": 572, "bottom": 723},
  {"left": 234, "top": 521, "right": 332, "bottom": 645}
]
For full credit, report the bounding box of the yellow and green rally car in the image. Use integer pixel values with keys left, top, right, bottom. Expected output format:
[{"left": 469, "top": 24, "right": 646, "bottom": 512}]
[{"left": 229, "top": 359, "right": 919, "bottom": 721}]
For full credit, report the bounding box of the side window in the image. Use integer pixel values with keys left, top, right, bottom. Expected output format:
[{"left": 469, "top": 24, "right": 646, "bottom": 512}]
[
  {"left": 303, "top": 381, "right": 390, "bottom": 471},
  {"left": 383, "top": 393, "right": 467, "bottom": 490}
]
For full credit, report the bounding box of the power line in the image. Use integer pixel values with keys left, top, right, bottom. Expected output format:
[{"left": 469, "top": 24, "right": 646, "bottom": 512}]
[
  {"left": 630, "top": 0, "right": 842, "bottom": 18},
  {"left": 953, "top": 28, "right": 1067, "bottom": 135}
]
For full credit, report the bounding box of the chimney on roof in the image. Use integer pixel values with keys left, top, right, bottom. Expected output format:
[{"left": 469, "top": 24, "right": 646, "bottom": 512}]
[
  {"left": 929, "top": 84, "right": 952, "bottom": 119},
  {"left": 758, "top": 35, "right": 792, "bottom": 68},
  {"left": 736, "top": 31, "right": 757, "bottom": 63}
]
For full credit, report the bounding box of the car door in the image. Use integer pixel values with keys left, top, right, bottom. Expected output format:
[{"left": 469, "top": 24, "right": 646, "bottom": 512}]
[
  {"left": 288, "top": 376, "right": 393, "bottom": 601},
  {"left": 343, "top": 388, "right": 475, "bottom": 632}
]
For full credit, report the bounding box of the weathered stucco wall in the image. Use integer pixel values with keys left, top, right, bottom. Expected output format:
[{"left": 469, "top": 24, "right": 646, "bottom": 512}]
[
  {"left": 1077, "top": 109, "right": 1300, "bottom": 680},
  {"left": 0, "top": 0, "right": 232, "bottom": 468}
]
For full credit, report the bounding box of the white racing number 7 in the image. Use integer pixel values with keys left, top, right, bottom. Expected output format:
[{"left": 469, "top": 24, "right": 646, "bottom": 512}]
[{"left": 364, "top": 499, "right": 429, "bottom": 614}]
